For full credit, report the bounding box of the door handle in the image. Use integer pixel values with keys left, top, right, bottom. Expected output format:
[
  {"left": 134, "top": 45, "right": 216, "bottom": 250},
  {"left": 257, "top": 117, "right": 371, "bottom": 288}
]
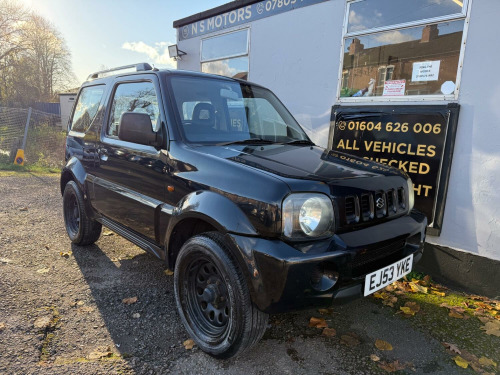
[{"left": 99, "top": 148, "right": 108, "bottom": 161}]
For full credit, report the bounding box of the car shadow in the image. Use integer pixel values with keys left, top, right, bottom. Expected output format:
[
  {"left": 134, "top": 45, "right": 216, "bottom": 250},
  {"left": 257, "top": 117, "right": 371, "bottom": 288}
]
[{"left": 70, "top": 241, "right": 188, "bottom": 366}]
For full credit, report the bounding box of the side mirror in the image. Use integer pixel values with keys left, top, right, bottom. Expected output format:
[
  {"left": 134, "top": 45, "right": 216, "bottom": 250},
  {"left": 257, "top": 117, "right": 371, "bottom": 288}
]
[{"left": 118, "top": 112, "right": 162, "bottom": 147}]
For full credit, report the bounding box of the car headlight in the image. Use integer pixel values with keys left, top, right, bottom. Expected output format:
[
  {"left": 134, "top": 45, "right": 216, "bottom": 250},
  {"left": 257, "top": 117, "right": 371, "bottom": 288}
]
[
  {"left": 283, "top": 193, "right": 335, "bottom": 239},
  {"left": 407, "top": 177, "right": 415, "bottom": 212}
]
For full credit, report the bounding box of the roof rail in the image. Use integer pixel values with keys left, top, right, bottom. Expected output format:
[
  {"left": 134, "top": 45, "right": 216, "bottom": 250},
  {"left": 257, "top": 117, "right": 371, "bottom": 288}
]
[{"left": 87, "top": 62, "right": 153, "bottom": 80}]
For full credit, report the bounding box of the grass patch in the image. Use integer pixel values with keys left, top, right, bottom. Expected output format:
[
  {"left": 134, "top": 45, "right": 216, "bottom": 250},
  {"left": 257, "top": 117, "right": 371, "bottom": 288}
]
[
  {"left": 376, "top": 289, "right": 500, "bottom": 365},
  {"left": 0, "top": 162, "right": 60, "bottom": 176}
]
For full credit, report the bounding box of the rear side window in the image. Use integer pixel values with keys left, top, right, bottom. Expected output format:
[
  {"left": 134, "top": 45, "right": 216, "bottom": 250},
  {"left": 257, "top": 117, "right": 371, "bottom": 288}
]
[
  {"left": 71, "top": 85, "right": 105, "bottom": 132},
  {"left": 107, "top": 81, "right": 160, "bottom": 137}
]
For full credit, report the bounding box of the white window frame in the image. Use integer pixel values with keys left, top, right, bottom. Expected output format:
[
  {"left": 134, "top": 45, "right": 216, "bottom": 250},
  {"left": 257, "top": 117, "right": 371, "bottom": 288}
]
[{"left": 336, "top": 0, "right": 473, "bottom": 103}]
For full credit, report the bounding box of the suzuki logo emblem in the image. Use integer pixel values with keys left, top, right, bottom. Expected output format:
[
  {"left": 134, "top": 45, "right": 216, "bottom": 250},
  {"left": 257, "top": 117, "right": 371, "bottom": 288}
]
[{"left": 376, "top": 197, "right": 385, "bottom": 209}]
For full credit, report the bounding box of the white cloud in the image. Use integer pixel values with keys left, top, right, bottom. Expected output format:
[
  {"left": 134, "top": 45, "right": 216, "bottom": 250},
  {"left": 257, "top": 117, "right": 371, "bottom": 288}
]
[
  {"left": 202, "top": 60, "right": 238, "bottom": 77},
  {"left": 374, "top": 30, "right": 414, "bottom": 44},
  {"left": 122, "top": 41, "right": 176, "bottom": 69}
]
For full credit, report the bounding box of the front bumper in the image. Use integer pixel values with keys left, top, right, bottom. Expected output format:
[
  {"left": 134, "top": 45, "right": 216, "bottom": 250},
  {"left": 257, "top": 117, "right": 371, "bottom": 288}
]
[{"left": 225, "top": 210, "right": 427, "bottom": 314}]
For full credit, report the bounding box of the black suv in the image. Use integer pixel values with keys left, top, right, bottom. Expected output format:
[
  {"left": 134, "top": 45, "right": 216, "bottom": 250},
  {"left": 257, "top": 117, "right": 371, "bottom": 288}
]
[{"left": 61, "top": 63, "right": 426, "bottom": 358}]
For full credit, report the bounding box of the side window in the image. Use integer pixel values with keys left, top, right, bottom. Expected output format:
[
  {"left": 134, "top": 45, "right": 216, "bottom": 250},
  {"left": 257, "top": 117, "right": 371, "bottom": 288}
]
[
  {"left": 71, "top": 85, "right": 105, "bottom": 132},
  {"left": 107, "top": 81, "right": 160, "bottom": 137}
]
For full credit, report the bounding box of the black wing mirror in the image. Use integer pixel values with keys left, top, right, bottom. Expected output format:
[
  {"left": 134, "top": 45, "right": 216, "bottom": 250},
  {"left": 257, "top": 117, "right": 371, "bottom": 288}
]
[{"left": 118, "top": 112, "right": 162, "bottom": 147}]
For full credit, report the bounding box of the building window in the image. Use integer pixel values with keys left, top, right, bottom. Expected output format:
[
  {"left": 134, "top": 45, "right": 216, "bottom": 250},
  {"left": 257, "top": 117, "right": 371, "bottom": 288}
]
[
  {"left": 339, "top": 0, "right": 469, "bottom": 100},
  {"left": 201, "top": 29, "right": 249, "bottom": 80}
]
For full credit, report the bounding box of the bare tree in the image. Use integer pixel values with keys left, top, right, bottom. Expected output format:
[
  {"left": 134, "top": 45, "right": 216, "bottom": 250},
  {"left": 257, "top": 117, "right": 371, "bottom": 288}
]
[{"left": 0, "top": 2, "right": 76, "bottom": 105}]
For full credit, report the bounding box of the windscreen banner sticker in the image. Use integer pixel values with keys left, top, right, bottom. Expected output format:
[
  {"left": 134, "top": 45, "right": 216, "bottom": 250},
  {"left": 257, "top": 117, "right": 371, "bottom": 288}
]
[
  {"left": 177, "top": 0, "right": 328, "bottom": 40},
  {"left": 330, "top": 105, "right": 459, "bottom": 229}
]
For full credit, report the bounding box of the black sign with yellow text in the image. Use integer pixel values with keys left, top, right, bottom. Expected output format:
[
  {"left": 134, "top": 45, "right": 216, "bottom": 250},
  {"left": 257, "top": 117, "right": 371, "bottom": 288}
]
[{"left": 329, "top": 104, "right": 460, "bottom": 235}]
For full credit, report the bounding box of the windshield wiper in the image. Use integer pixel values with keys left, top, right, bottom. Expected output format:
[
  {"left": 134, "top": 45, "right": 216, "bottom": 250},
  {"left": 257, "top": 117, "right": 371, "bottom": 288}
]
[
  {"left": 219, "top": 138, "right": 277, "bottom": 146},
  {"left": 285, "top": 139, "right": 315, "bottom": 146}
]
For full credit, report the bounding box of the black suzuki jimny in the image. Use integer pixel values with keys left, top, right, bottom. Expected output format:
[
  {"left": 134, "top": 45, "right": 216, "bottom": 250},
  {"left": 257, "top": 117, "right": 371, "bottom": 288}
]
[{"left": 61, "top": 63, "right": 426, "bottom": 358}]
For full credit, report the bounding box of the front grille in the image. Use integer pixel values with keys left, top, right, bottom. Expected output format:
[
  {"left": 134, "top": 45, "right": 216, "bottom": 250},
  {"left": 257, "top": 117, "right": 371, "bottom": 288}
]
[
  {"left": 387, "top": 189, "right": 396, "bottom": 213},
  {"left": 397, "top": 187, "right": 406, "bottom": 209},
  {"left": 360, "top": 193, "right": 373, "bottom": 221},
  {"left": 342, "top": 186, "right": 407, "bottom": 225},
  {"left": 351, "top": 240, "right": 406, "bottom": 277},
  {"left": 345, "top": 196, "right": 358, "bottom": 224}
]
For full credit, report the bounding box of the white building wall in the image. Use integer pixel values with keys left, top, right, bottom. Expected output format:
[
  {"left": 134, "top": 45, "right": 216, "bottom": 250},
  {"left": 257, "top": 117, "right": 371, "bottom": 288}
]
[
  {"left": 427, "top": 0, "right": 500, "bottom": 261},
  {"left": 59, "top": 94, "right": 76, "bottom": 131},
  {"left": 177, "top": 0, "right": 500, "bottom": 262}
]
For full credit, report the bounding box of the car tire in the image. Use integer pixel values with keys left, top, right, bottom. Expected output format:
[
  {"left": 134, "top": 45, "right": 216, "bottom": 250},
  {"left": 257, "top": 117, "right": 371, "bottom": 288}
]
[
  {"left": 174, "top": 232, "right": 268, "bottom": 359},
  {"left": 63, "top": 181, "right": 102, "bottom": 245}
]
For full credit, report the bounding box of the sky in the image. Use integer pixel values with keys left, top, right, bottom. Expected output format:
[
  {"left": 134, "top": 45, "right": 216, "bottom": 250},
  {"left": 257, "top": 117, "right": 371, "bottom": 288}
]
[{"left": 18, "top": 0, "right": 229, "bottom": 86}]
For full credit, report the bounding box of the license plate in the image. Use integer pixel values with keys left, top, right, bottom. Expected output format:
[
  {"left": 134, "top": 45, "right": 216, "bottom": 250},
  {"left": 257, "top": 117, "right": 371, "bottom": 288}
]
[{"left": 363, "top": 255, "right": 413, "bottom": 296}]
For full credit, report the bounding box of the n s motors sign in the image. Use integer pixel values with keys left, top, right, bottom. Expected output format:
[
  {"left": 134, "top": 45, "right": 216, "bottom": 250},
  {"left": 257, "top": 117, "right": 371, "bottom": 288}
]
[
  {"left": 329, "top": 105, "right": 460, "bottom": 235},
  {"left": 177, "top": 0, "right": 327, "bottom": 40}
]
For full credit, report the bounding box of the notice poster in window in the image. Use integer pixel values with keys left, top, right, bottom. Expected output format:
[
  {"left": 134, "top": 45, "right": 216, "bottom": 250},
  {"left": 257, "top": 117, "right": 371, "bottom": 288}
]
[
  {"left": 383, "top": 80, "right": 406, "bottom": 96},
  {"left": 412, "top": 61, "right": 441, "bottom": 82},
  {"left": 329, "top": 104, "right": 460, "bottom": 236}
]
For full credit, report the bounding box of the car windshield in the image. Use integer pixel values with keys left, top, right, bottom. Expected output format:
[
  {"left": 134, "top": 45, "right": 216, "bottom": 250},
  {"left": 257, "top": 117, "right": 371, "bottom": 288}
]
[{"left": 169, "top": 75, "right": 310, "bottom": 144}]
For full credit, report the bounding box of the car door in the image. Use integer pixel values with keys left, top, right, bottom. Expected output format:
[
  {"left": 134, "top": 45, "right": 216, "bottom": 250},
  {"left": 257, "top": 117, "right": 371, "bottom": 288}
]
[{"left": 91, "top": 75, "right": 168, "bottom": 241}]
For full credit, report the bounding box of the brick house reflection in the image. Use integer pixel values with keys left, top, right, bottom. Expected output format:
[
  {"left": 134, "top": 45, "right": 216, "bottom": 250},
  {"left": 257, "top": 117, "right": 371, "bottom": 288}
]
[{"left": 341, "top": 24, "right": 462, "bottom": 96}]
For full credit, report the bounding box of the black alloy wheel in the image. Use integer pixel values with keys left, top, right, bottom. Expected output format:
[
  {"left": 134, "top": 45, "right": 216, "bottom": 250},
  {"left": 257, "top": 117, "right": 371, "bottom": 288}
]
[{"left": 174, "top": 232, "right": 268, "bottom": 358}]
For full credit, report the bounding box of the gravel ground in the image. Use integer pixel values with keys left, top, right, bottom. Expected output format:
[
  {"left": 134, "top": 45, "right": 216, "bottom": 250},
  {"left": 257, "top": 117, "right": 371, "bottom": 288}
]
[{"left": 0, "top": 174, "right": 495, "bottom": 374}]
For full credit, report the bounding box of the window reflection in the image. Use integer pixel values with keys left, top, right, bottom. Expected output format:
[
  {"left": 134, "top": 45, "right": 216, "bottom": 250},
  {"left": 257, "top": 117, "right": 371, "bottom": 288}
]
[
  {"left": 71, "top": 86, "right": 104, "bottom": 132},
  {"left": 108, "top": 82, "right": 160, "bottom": 137},
  {"left": 341, "top": 20, "right": 464, "bottom": 97},
  {"left": 347, "top": 0, "right": 463, "bottom": 33},
  {"left": 201, "top": 56, "right": 249, "bottom": 80},
  {"left": 201, "top": 30, "right": 248, "bottom": 61}
]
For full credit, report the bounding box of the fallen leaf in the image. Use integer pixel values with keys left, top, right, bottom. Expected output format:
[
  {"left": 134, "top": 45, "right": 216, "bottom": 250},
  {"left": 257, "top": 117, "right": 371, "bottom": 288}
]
[
  {"left": 374, "top": 292, "right": 389, "bottom": 300},
  {"left": 449, "top": 310, "right": 464, "bottom": 319},
  {"left": 453, "top": 356, "right": 469, "bottom": 369},
  {"left": 77, "top": 300, "right": 85, "bottom": 306},
  {"left": 422, "top": 275, "right": 432, "bottom": 286},
  {"left": 478, "top": 316, "right": 492, "bottom": 324},
  {"left": 375, "top": 339, "right": 393, "bottom": 351},
  {"left": 309, "top": 317, "right": 328, "bottom": 328},
  {"left": 102, "top": 230, "right": 114, "bottom": 236},
  {"left": 44, "top": 245, "right": 50, "bottom": 250},
  {"left": 400, "top": 301, "right": 420, "bottom": 316},
  {"left": 34, "top": 316, "right": 51, "bottom": 329},
  {"left": 340, "top": 333, "right": 360, "bottom": 346},
  {"left": 318, "top": 308, "right": 334, "bottom": 315},
  {"left": 0, "top": 322, "right": 5, "bottom": 331},
  {"left": 481, "top": 320, "right": 500, "bottom": 337},
  {"left": 164, "top": 269, "right": 174, "bottom": 276},
  {"left": 183, "top": 339, "right": 195, "bottom": 350},
  {"left": 479, "top": 356, "right": 497, "bottom": 368},
  {"left": 36, "top": 268, "right": 50, "bottom": 274},
  {"left": 132, "top": 313, "right": 140, "bottom": 319},
  {"left": 400, "top": 306, "right": 415, "bottom": 316},
  {"left": 322, "top": 327, "right": 336, "bottom": 337},
  {"left": 87, "top": 346, "right": 112, "bottom": 360},
  {"left": 370, "top": 354, "right": 380, "bottom": 362},
  {"left": 78, "top": 306, "right": 94, "bottom": 313},
  {"left": 19, "top": 207, "right": 28, "bottom": 211},
  {"left": 442, "top": 342, "right": 461, "bottom": 355},
  {"left": 378, "top": 360, "right": 405, "bottom": 372},
  {"left": 409, "top": 282, "right": 428, "bottom": 294},
  {"left": 431, "top": 290, "right": 446, "bottom": 297},
  {"left": 122, "top": 296, "right": 138, "bottom": 305},
  {"left": 60, "top": 251, "right": 72, "bottom": 258},
  {"left": 440, "top": 302, "right": 453, "bottom": 309},
  {"left": 382, "top": 296, "right": 398, "bottom": 307}
]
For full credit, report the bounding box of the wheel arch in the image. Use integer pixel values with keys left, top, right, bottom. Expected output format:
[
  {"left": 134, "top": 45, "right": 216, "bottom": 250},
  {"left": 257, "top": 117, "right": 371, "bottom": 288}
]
[
  {"left": 162, "top": 190, "right": 258, "bottom": 270},
  {"left": 60, "top": 157, "right": 87, "bottom": 196}
]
